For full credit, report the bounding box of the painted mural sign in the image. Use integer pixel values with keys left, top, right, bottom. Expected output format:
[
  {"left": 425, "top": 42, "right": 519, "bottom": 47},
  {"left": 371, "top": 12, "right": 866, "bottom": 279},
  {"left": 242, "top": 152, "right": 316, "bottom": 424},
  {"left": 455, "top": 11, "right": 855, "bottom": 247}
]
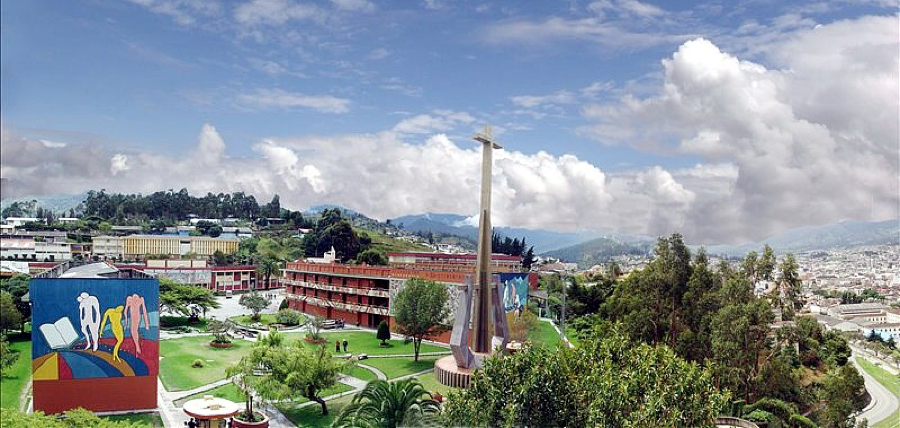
[
  {"left": 30, "top": 278, "right": 159, "bottom": 413},
  {"left": 499, "top": 273, "right": 529, "bottom": 316}
]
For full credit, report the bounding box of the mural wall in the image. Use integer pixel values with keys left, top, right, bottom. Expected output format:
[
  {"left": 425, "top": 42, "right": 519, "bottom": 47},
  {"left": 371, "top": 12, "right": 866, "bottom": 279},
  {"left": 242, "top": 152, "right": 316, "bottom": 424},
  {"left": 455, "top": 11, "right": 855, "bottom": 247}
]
[
  {"left": 30, "top": 278, "right": 159, "bottom": 413},
  {"left": 499, "top": 273, "right": 530, "bottom": 326}
]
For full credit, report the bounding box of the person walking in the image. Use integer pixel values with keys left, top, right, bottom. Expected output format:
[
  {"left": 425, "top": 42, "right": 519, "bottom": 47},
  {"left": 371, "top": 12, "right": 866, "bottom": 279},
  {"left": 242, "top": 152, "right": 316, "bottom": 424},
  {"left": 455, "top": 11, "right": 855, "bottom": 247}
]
[
  {"left": 342, "top": 339, "right": 348, "bottom": 353},
  {"left": 335, "top": 340, "right": 341, "bottom": 353}
]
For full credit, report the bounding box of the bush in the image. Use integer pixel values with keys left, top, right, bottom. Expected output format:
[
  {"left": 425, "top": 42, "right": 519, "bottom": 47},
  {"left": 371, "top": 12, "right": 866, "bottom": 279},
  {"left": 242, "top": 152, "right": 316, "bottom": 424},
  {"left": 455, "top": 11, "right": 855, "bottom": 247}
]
[
  {"left": 279, "top": 299, "right": 290, "bottom": 310},
  {"left": 275, "top": 309, "right": 303, "bottom": 326},
  {"left": 377, "top": 320, "right": 391, "bottom": 346},
  {"left": 192, "top": 359, "right": 204, "bottom": 368},
  {"left": 789, "top": 414, "right": 817, "bottom": 428},
  {"left": 744, "top": 409, "right": 775, "bottom": 424}
]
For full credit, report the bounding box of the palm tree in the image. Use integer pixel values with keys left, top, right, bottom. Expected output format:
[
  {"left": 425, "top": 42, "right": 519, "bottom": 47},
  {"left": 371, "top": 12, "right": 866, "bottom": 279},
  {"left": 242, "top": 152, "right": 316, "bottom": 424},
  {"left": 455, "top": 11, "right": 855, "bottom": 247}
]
[{"left": 331, "top": 379, "right": 441, "bottom": 428}]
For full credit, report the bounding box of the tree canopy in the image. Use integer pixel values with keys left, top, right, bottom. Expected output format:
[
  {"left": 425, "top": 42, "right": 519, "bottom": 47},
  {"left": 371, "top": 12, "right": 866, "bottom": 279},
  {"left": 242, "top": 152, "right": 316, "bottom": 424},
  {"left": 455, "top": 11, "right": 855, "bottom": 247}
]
[{"left": 393, "top": 278, "right": 451, "bottom": 361}]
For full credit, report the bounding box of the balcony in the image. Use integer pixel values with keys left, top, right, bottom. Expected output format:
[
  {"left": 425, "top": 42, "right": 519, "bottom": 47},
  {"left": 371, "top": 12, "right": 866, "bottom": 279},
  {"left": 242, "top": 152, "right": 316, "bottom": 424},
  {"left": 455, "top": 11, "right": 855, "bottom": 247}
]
[
  {"left": 286, "top": 293, "right": 389, "bottom": 316},
  {"left": 282, "top": 278, "right": 389, "bottom": 298}
]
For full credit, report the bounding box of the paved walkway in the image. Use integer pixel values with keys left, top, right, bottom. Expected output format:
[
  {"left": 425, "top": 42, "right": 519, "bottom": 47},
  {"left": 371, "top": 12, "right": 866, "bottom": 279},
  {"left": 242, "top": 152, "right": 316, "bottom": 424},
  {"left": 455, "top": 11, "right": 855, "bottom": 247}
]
[
  {"left": 853, "top": 353, "right": 899, "bottom": 427},
  {"left": 357, "top": 363, "right": 387, "bottom": 380}
]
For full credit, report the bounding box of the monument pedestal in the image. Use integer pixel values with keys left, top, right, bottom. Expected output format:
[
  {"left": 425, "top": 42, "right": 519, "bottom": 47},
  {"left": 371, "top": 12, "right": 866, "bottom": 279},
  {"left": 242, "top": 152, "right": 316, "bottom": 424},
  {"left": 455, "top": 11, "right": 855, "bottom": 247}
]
[{"left": 434, "top": 353, "right": 489, "bottom": 389}]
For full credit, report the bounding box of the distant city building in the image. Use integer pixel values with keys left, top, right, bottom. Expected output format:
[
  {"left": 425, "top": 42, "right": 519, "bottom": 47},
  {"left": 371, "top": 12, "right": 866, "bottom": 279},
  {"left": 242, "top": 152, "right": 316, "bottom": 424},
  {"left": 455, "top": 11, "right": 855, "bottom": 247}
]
[
  {"left": 1, "top": 235, "right": 74, "bottom": 262},
  {"left": 90, "top": 235, "right": 239, "bottom": 260},
  {"left": 3, "top": 217, "right": 39, "bottom": 227}
]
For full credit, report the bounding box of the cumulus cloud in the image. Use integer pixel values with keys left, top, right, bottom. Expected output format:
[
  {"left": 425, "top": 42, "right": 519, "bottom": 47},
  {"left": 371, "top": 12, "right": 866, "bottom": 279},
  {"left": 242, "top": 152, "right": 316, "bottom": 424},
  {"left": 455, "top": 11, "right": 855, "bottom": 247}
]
[
  {"left": 581, "top": 15, "right": 899, "bottom": 242},
  {"left": 510, "top": 91, "right": 576, "bottom": 108},
  {"left": 234, "top": 0, "right": 322, "bottom": 26}
]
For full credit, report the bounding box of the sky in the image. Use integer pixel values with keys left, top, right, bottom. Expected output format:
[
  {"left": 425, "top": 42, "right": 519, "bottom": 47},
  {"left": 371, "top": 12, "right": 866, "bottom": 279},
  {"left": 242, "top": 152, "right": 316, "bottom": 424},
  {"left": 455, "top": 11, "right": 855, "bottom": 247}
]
[{"left": 1, "top": 0, "right": 898, "bottom": 244}]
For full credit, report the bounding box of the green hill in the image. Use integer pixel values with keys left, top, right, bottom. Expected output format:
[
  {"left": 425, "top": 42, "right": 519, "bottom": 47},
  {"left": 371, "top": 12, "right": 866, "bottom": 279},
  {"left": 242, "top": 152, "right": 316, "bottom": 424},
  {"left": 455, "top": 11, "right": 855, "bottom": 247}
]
[{"left": 356, "top": 227, "right": 431, "bottom": 253}]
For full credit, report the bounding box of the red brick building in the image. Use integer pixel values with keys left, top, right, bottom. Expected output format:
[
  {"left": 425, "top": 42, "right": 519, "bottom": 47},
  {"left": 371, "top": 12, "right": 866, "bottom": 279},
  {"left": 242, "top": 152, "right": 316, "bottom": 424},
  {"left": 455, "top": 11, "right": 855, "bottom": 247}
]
[{"left": 282, "top": 252, "right": 533, "bottom": 342}]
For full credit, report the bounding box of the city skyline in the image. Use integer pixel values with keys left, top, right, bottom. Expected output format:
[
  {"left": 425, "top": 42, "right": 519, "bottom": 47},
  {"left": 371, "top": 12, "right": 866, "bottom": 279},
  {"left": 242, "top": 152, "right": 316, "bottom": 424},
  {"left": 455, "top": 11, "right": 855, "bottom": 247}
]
[{"left": 1, "top": 0, "right": 898, "bottom": 244}]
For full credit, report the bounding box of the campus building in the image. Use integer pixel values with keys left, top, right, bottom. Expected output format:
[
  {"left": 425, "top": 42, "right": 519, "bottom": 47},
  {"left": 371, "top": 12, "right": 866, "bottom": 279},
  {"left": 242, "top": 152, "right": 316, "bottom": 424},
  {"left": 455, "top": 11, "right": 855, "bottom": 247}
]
[
  {"left": 91, "top": 235, "right": 239, "bottom": 260},
  {"left": 282, "top": 252, "right": 535, "bottom": 342},
  {"left": 120, "top": 259, "right": 259, "bottom": 292}
]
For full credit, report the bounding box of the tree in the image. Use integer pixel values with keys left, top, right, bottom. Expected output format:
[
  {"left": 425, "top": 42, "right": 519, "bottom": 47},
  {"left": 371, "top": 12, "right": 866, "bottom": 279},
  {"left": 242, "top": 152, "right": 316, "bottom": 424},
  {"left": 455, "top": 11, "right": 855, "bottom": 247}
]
[
  {"left": 332, "top": 379, "right": 440, "bottom": 428},
  {"left": 239, "top": 292, "right": 271, "bottom": 322},
  {"left": 393, "top": 278, "right": 451, "bottom": 361},
  {"left": 710, "top": 295, "right": 773, "bottom": 402},
  {"left": 357, "top": 249, "right": 388, "bottom": 266},
  {"left": 376, "top": 320, "right": 391, "bottom": 346},
  {"left": 0, "top": 334, "right": 19, "bottom": 376},
  {"left": 758, "top": 244, "right": 777, "bottom": 282},
  {"left": 0, "top": 275, "right": 31, "bottom": 331},
  {"left": 207, "top": 318, "right": 233, "bottom": 344},
  {"left": 776, "top": 253, "right": 802, "bottom": 319},
  {"left": 444, "top": 328, "right": 728, "bottom": 427},
  {"left": 1, "top": 407, "right": 144, "bottom": 427},
  {"left": 226, "top": 330, "right": 285, "bottom": 423},
  {"left": 207, "top": 224, "right": 223, "bottom": 237},
  {"left": 522, "top": 246, "right": 536, "bottom": 271},
  {"left": 158, "top": 278, "right": 220, "bottom": 317},
  {"left": 821, "top": 365, "right": 866, "bottom": 428},
  {"left": 306, "top": 315, "right": 325, "bottom": 341},
  {"left": 742, "top": 251, "right": 759, "bottom": 281},
  {"left": 267, "top": 342, "right": 349, "bottom": 415},
  {"left": 0, "top": 291, "right": 23, "bottom": 335}
]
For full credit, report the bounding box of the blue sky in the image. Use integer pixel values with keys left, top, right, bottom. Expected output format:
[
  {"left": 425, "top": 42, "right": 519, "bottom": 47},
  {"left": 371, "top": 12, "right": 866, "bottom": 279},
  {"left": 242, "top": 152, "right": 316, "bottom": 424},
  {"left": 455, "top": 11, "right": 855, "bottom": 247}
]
[{"left": 1, "top": 0, "right": 897, "bottom": 243}]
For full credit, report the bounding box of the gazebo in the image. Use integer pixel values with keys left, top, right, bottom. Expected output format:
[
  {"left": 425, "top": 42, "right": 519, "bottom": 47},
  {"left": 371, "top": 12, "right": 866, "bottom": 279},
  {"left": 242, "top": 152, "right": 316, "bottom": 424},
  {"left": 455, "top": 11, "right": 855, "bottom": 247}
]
[{"left": 182, "top": 395, "right": 241, "bottom": 428}]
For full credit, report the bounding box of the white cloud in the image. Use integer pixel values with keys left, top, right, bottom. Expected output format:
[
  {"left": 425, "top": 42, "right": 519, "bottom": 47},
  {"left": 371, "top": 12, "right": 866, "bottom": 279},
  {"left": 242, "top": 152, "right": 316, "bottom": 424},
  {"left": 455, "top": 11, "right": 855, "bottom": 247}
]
[
  {"left": 237, "top": 89, "right": 350, "bottom": 113},
  {"left": 510, "top": 90, "right": 576, "bottom": 108},
  {"left": 110, "top": 154, "right": 130, "bottom": 175},
  {"left": 393, "top": 110, "right": 475, "bottom": 134},
  {"left": 580, "top": 15, "right": 899, "bottom": 242},
  {"left": 368, "top": 48, "right": 390, "bottom": 60},
  {"left": 234, "top": 0, "right": 322, "bottom": 26},
  {"left": 126, "top": 0, "right": 222, "bottom": 26},
  {"left": 329, "top": 0, "right": 374, "bottom": 12}
]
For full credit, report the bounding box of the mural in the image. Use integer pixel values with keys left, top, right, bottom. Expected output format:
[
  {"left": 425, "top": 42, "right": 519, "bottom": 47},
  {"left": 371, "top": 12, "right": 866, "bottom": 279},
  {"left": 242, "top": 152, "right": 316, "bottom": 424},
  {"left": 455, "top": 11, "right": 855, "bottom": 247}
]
[
  {"left": 31, "top": 278, "right": 159, "bottom": 413},
  {"left": 499, "top": 273, "right": 529, "bottom": 316}
]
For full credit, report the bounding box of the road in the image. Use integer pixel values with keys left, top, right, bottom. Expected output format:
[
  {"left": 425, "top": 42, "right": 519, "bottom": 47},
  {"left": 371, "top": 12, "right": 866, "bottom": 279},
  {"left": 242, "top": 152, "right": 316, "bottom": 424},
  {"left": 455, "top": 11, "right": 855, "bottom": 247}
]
[{"left": 853, "top": 353, "right": 899, "bottom": 427}]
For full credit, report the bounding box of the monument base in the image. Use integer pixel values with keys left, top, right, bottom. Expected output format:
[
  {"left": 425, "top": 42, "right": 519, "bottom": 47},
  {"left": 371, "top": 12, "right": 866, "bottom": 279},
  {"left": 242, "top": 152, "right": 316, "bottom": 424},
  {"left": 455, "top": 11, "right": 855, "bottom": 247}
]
[{"left": 434, "top": 353, "right": 489, "bottom": 389}]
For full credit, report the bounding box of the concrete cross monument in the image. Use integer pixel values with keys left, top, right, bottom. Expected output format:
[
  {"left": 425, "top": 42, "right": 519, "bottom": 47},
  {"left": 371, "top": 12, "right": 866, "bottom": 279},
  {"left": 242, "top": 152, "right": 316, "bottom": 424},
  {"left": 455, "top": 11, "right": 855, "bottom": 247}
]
[{"left": 435, "top": 126, "right": 511, "bottom": 388}]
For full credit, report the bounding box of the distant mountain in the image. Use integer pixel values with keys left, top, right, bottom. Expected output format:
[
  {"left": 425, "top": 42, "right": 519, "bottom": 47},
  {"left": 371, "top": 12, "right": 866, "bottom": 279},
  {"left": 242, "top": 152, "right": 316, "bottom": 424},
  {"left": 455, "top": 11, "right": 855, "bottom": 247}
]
[
  {"left": 543, "top": 236, "right": 654, "bottom": 268},
  {"left": 0, "top": 192, "right": 88, "bottom": 216},
  {"left": 705, "top": 219, "right": 900, "bottom": 256},
  {"left": 390, "top": 213, "right": 611, "bottom": 253}
]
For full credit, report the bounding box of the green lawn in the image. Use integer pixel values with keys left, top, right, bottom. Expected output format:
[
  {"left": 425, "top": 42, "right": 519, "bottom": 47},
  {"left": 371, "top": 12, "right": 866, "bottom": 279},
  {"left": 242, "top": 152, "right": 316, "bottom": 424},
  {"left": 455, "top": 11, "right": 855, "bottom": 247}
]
[
  {"left": 856, "top": 357, "right": 900, "bottom": 428},
  {"left": 0, "top": 336, "right": 31, "bottom": 410},
  {"left": 345, "top": 365, "right": 378, "bottom": 383},
  {"left": 413, "top": 372, "right": 460, "bottom": 397},
  {"left": 356, "top": 227, "right": 431, "bottom": 253},
  {"left": 102, "top": 412, "right": 164, "bottom": 427},
  {"left": 281, "top": 331, "right": 449, "bottom": 356},
  {"left": 528, "top": 320, "right": 563, "bottom": 348},
  {"left": 359, "top": 356, "right": 439, "bottom": 379},
  {"left": 277, "top": 394, "right": 354, "bottom": 428},
  {"left": 174, "top": 382, "right": 246, "bottom": 407},
  {"left": 159, "top": 335, "right": 253, "bottom": 391}
]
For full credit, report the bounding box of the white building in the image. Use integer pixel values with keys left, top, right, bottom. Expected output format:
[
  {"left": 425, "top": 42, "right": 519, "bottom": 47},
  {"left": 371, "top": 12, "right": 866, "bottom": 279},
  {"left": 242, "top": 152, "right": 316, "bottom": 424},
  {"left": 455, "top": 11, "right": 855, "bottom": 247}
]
[
  {"left": 0, "top": 236, "right": 73, "bottom": 261},
  {"left": 4, "top": 217, "right": 39, "bottom": 227}
]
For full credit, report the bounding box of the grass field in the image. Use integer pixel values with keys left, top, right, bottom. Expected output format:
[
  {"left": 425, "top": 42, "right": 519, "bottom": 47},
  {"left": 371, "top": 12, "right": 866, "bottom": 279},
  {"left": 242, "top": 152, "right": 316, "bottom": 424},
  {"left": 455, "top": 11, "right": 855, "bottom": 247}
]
[
  {"left": 345, "top": 365, "right": 379, "bottom": 383},
  {"left": 103, "top": 412, "right": 164, "bottom": 427},
  {"left": 414, "top": 372, "right": 459, "bottom": 397},
  {"left": 856, "top": 357, "right": 900, "bottom": 428},
  {"left": 159, "top": 335, "right": 253, "bottom": 391},
  {"left": 277, "top": 394, "right": 354, "bottom": 428},
  {"left": 356, "top": 227, "right": 431, "bottom": 253},
  {"left": 280, "top": 331, "right": 449, "bottom": 356},
  {"left": 529, "top": 320, "right": 563, "bottom": 348},
  {"left": 0, "top": 336, "right": 31, "bottom": 409},
  {"left": 359, "top": 356, "right": 439, "bottom": 379},
  {"left": 174, "top": 382, "right": 246, "bottom": 407}
]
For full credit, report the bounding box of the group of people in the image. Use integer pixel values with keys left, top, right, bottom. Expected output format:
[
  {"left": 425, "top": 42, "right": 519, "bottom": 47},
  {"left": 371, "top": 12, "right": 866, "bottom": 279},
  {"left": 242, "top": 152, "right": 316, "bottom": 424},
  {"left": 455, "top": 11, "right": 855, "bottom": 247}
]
[{"left": 335, "top": 339, "right": 349, "bottom": 353}]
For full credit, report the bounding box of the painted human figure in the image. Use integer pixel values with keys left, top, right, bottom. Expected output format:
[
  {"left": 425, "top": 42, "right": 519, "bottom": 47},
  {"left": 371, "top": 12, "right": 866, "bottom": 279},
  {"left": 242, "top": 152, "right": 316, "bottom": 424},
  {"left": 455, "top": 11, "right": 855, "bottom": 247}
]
[
  {"left": 77, "top": 292, "right": 101, "bottom": 351},
  {"left": 124, "top": 293, "right": 150, "bottom": 354},
  {"left": 100, "top": 305, "right": 126, "bottom": 361}
]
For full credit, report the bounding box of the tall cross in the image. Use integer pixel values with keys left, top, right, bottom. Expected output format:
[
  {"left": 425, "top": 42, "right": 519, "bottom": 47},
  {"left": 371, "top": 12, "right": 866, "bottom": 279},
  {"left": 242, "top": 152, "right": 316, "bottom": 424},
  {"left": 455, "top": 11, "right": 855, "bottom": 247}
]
[{"left": 472, "top": 125, "right": 501, "bottom": 353}]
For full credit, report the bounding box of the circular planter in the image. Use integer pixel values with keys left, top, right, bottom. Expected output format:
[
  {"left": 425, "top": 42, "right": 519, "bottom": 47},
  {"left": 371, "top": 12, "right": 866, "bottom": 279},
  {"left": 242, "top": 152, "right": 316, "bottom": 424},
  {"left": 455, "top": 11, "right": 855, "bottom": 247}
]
[
  {"left": 210, "top": 341, "right": 234, "bottom": 349},
  {"left": 233, "top": 411, "right": 270, "bottom": 428}
]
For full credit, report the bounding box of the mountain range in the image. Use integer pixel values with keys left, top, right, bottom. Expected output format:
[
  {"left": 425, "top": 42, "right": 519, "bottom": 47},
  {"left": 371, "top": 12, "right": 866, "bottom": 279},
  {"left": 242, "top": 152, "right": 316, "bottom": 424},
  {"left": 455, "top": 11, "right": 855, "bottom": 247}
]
[{"left": 2, "top": 193, "right": 896, "bottom": 261}]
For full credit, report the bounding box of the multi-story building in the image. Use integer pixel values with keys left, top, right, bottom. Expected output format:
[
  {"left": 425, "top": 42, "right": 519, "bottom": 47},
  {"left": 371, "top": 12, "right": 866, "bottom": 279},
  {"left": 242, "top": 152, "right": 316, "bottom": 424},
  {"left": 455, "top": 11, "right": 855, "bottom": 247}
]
[
  {"left": 283, "top": 252, "right": 535, "bottom": 342},
  {"left": 122, "top": 259, "right": 259, "bottom": 292},
  {"left": 1, "top": 236, "right": 73, "bottom": 262},
  {"left": 91, "top": 235, "right": 239, "bottom": 260}
]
